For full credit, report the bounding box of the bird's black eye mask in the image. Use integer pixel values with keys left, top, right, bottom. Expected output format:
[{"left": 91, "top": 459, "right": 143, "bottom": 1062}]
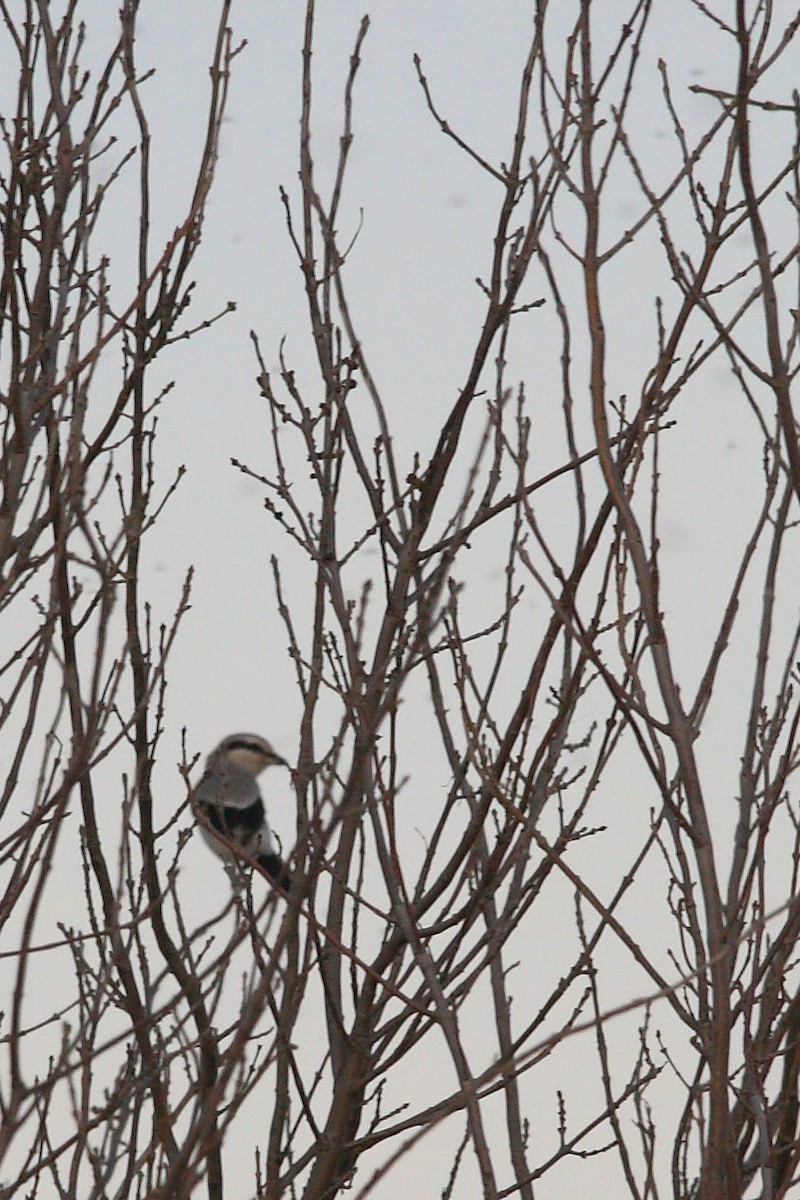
[
  {"left": 223, "top": 737, "right": 285, "bottom": 764},
  {"left": 225, "top": 738, "right": 264, "bottom": 754}
]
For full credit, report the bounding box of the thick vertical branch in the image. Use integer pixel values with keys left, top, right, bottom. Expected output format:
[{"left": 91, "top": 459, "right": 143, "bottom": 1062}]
[
  {"left": 577, "top": 5, "right": 733, "bottom": 1196},
  {"left": 734, "top": 1, "right": 800, "bottom": 503}
]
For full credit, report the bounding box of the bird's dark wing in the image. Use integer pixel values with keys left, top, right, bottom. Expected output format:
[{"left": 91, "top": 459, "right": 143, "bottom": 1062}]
[{"left": 202, "top": 794, "right": 263, "bottom": 840}]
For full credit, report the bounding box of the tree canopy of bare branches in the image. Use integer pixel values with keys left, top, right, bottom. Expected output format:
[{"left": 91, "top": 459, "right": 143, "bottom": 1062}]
[{"left": 2, "top": 2, "right": 800, "bottom": 1199}]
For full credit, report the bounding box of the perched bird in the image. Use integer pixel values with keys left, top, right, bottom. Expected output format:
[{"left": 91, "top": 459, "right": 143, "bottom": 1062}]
[{"left": 194, "top": 733, "right": 290, "bottom": 889}]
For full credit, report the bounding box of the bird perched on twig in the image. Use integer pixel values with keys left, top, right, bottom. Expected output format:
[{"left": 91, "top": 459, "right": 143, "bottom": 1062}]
[{"left": 194, "top": 733, "right": 290, "bottom": 889}]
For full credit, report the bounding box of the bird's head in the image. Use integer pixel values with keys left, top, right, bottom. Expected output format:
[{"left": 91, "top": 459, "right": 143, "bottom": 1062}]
[{"left": 209, "top": 733, "right": 287, "bottom": 777}]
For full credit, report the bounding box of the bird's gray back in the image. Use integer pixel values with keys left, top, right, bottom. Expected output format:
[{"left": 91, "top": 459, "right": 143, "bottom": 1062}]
[{"left": 196, "top": 758, "right": 260, "bottom": 809}]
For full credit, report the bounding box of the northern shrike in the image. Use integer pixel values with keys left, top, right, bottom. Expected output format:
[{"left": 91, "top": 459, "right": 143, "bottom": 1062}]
[{"left": 195, "top": 733, "right": 290, "bottom": 889}]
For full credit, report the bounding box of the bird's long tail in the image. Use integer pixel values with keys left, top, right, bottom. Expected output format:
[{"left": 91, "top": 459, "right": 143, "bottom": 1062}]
[{"left": 257, "top": 852, "right": 291, "bottom": 890}]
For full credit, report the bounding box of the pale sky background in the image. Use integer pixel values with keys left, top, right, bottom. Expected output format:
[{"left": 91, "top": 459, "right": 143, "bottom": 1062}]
[{"left": 4, "top": 1, "right": 800, "bottom": 1196}]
